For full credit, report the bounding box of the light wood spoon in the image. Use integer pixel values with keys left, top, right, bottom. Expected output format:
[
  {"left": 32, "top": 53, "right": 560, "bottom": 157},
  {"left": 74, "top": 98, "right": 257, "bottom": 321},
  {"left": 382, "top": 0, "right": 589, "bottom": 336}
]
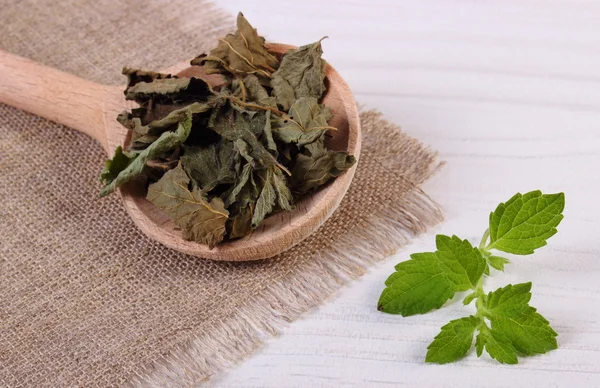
[{"left": 0, "top": 44, "right": 361, "bottom": 261}]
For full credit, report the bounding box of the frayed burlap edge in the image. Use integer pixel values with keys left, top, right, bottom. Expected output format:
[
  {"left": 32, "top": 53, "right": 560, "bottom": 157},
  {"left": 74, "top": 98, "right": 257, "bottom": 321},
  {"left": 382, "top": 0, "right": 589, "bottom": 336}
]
[{"left": 132, "top": 110, "right": 444, "bottom": 387}]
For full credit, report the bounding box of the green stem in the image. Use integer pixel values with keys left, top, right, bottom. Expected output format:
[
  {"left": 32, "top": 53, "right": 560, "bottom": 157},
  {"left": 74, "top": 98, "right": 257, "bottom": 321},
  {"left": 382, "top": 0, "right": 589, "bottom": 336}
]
[
  {"left": 479, "top": 229, "right": 490, "bottom": 251},
  {"left": 473, "top": 276, "right": 488, "bottom": 320}
]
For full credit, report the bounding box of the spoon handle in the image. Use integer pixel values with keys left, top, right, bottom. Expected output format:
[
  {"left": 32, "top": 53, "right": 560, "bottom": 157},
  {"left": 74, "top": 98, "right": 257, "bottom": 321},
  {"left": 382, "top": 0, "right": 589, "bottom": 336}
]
[{"left": 0, "top": 50, "right": 110, "bottom": 148}]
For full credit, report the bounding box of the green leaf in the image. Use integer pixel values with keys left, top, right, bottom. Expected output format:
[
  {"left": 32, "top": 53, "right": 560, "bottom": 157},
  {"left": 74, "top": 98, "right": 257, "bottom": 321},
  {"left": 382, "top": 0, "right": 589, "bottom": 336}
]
[
  {"left": 99, "top": 114, "right": 193, "bottom": 197},
  {"left": 426, "top": 316, "right": 479, "bottom": 364},
  {"left": 192, "top": 12, "right": 279, "bottom": 83},
  {"left": 436, "top": 235, "right": 487, "bottom": 291},
  {"left": 487, "top": 255, "right": 511, "bottom": 271},
  {"left": 146, "top": 163, "right": 229, "bottom": 248},
  {"left": 475, "top": 329, "right": 518, "bottom": 364},
  {"left": 463, "top": 292, "right": 477, "bottom": 306},
  {"left": 486, "top": 283, "right": 558, "bottom": 356},
  {"left": 378, "top": 235, "right": 486, "bottom": 316},
  {"left": 271, "top": 38, "right": 327, "bottom": 111},
  {"left": 378, "top": 252, "right": 455, "bottom": 316},
  {"left": 290, "top": 138, "right": 356, "bottom": 195},
  {"left": 272, "top": 97, "right": 334, "bottom": 146},
  {"left": 488, "top": 191, "right": 565, "bottom": 255},
  {"left": 475, "top": 330, "right": 485, "bottom": 357},
  {"left": 490, "top": 306, "right": 558, "bottom": 356},
  {"left": 485, "top": 283, "right": 532, "bottom": 316}
]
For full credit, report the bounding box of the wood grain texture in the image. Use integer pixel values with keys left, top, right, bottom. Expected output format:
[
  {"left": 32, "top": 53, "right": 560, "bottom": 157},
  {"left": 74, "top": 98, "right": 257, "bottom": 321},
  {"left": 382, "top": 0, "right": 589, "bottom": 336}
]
[
  {"left": 0, "top": 44, "right": 360, "bottom": 261},
  {"left": 202, "top": 0, "right": 600, "bottom": 386}
]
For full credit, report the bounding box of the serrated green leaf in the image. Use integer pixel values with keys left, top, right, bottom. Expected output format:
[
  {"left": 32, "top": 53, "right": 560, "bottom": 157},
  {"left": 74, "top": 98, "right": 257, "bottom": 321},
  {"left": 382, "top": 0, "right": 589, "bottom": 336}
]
[
  {"left": 426, "top": 316, "right": 479, "bottom": 364},
  {"left": 378, "top": 252, "right": 455, "bottom": 316},
  {"left": 483, "top": 263, "right": 490, "bottom": 276},
  {"left": 487, "top": 255, "right": 511, "bottom": 271},
  {"left": 378, "top": 235, "right": 486, "bottom": 316},
  {"left": 463, "top": 292, "right": 477, "bottom": 306},
  {"left": 476, "top": 328, "right": 519, "bottom": 364},
  {"left": 485, "top": 283, "right": 558, "bottom": 356},
  {"left": 475, "top": 331, "right": 485, "bottom": 357},
  {"left": 488, "top": 191, "right": 565, "bottom": 255},
  {"left": 485, "top": 283, "right": 532, "bottom": 315},
  {"left": 490, "top": 306, "right": 558, "bottom": 356},
  {"left": 436, "top": 235, "right": 487, "bottom": 290},
  {"left": 99, "top": 114, "right": 193, "bottom": 197}
]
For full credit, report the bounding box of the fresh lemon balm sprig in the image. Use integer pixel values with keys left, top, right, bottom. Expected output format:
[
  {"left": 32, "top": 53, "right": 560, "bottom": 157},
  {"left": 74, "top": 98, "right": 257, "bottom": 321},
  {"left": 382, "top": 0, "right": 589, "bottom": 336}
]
[{"left": 378, "top": 190, "right": 565, "bottom": 364}]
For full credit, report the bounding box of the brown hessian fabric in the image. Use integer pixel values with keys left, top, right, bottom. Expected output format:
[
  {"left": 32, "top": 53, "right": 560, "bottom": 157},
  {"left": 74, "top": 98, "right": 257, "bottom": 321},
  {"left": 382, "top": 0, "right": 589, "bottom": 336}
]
[{"left": 0, "top": 1, "right": 443, "bottom": 386}]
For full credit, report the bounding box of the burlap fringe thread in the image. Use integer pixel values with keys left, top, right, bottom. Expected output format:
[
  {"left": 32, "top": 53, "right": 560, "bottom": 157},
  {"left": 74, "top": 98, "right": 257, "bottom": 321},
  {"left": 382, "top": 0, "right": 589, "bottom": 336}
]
[{"left": 132, "top": 111, "right": 444, "bottom": 387}]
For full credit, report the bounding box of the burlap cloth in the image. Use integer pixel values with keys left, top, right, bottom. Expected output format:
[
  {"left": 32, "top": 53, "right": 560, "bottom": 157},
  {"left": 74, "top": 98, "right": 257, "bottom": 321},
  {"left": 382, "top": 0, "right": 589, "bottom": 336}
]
[{"left": 0, "top": 1, "right": 443, "bottom": 386}]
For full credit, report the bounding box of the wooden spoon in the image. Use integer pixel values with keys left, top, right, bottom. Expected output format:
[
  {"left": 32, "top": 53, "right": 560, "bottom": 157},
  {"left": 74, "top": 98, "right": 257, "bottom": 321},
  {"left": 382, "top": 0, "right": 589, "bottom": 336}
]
[{"left": 0, "top": 43, "right": 361, "bottom": 261}]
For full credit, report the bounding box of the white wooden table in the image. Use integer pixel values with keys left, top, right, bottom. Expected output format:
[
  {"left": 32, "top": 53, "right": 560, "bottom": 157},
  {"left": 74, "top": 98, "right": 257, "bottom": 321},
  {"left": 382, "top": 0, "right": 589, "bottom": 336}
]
[{"left": 208, "top": 1, "right": 600, "bottom": 386}]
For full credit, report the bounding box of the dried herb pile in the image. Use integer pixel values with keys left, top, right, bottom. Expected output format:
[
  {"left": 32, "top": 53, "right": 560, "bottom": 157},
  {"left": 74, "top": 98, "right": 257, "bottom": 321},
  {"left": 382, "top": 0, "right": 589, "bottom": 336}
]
[{"left": 98, "top": 13, "right": 356, "bottom": 248}]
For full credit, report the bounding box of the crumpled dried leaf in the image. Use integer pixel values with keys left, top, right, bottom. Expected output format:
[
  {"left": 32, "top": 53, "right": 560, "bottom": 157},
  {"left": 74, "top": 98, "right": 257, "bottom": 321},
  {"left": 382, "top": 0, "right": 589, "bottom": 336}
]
[
  {"left": 191, "top": 13, "right": 279, "bottom": 83},
  {"left": 228, "top": 203, "right": 254, "bottom": 239},
  {"left": 146, "top": 163, "right": 229, "bottom": 248},
  {"left": 146, "top": 147, "right": 181, "bottom": 173},
  {"left": 271, "top": 38, "right": 327, "bottom": 111},
  {"left": 99, "top": 113, "right": 193, "bottom": 197},
  {"left": 129, "top": 133, "right": 159, "bottom": 151},
  {"left": 272, "top": 97, "right": 334, "bottom": 146},
  {"left": 261, "top": 110, "right": 278, "bottom": 156},
  {"left": 271, "top": 167, "right": 293, "bottom": 211},
  {"left": 99, "top": 145, "right": 136, "bottom": 184},
  {"left": 251, "top": 167, "right": 293, "bottom": 228},
  {"left": 290, "top": 138, "right": 356, "bottom": 194},
  {"left": 224, "top": 163, "right": 258, "bottom": 208},
  {"left": 122, "top": 67, "right": 173, "bottom": 89},
  {"left": 100, "top": 14, "right": 357, "bottom": 246},
  {"left": 251, "top": 169, "right": 276, "bottom": 228},
  {"left": 181, "top": 141, "right": 237, "bottom": 193},
  {"left": 117, "top": 101, "right": 212, "bottom": 136},
  {"left": 208, "top": 103, "right": 280, "bottom": 169},
  {"left": 232, "top": 75, "right": 277, "bottom": 107},
  {"left": 125, "top": 77, "right": 213, "bottom": 103}
]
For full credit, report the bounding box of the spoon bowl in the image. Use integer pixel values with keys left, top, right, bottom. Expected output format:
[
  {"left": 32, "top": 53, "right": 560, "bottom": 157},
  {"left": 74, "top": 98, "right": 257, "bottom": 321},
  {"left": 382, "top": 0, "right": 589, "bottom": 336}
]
[{"left": 0, "top": 43, "right": 361, "bottom": 261}]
